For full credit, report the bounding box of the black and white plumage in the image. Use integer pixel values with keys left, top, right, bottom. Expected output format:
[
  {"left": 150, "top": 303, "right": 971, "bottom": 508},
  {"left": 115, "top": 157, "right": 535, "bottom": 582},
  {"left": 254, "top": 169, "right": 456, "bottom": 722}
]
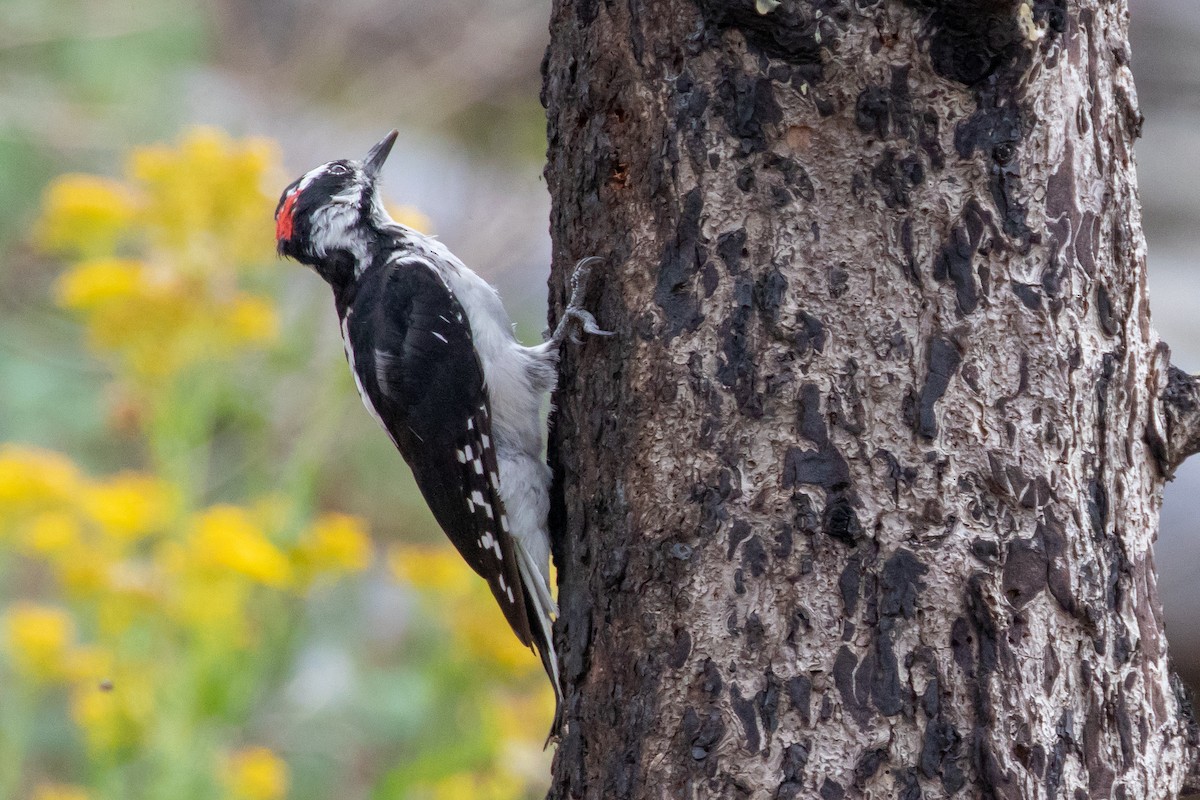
[{"left": 275, "top": 130, "right": 608, "bottom": 736}]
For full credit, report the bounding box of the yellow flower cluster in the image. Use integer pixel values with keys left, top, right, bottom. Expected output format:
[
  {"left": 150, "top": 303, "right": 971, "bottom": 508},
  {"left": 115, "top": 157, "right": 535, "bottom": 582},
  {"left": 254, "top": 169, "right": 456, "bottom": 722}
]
[
  {"left": 36, "top": 127, "right": 281, "bottom": 381},
  {"left": 3, "top": 602, "right": 76, "bottom": 681},
  {"left": 391, "top": 543, "right": 554, "bottom": 674},
  {"left": 389, "top": 542, "right": 555, "bottom": 790},
  {"left": 222, "top": 746, "right": 290, "bottom": 800},
  {"left": 0, "top": 442, "right": 372, "bottom": 762}
]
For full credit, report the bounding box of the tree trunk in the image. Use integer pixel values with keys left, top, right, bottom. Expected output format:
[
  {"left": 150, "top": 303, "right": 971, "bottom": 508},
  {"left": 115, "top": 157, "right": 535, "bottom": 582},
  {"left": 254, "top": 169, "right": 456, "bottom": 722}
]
[{"left": 542, "top": 1, "right": 1200, "bottom": 798}]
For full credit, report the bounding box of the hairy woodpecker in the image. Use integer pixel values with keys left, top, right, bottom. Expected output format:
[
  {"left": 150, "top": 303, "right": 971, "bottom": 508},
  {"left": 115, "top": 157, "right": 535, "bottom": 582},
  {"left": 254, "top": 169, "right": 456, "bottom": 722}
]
[{"left": 275, "top": 130, "right": 608, "bottom": 735}]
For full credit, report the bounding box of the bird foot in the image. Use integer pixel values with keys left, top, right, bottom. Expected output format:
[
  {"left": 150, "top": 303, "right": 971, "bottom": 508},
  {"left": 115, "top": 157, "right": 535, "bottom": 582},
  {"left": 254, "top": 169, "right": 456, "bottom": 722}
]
[{"left": 548, "top": 257, "right": 613, "bottom": 346}]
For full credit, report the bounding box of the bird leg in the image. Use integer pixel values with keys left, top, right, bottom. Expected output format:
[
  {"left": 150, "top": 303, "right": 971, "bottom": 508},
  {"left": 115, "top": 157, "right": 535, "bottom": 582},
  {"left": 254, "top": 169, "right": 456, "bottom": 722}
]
[{"left": 547, "top": 256, "right": 613, "bottom": 346}]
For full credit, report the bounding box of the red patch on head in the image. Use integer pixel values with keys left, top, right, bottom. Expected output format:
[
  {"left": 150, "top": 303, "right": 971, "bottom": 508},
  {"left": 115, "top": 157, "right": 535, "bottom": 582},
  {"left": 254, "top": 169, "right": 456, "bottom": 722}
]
[{"left": 276, "top": 190, "right": 299, "bottom": 243}]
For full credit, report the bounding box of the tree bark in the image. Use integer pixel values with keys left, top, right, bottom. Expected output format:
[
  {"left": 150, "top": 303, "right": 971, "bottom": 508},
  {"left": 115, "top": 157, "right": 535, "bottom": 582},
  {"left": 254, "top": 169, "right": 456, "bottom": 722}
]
[{"left": 542, "top": 1, "right": 1200, "bottom": 798}]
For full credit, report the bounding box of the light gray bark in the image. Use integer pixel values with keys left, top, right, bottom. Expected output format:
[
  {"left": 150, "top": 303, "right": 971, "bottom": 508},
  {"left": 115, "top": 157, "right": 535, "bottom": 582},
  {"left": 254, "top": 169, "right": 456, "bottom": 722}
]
[{"left": 542, "top": 1, "right": 1200, "bottom": 797}]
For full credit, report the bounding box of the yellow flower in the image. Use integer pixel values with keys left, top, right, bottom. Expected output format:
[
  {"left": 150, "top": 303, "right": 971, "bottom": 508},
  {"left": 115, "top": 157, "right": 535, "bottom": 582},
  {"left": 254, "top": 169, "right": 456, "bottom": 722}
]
[
  {"left": 80, "top": 472, "right": 174, "bottom": 542},
  {"left": 389, "top": 544, "right": 473, "bottom": 596},
  {"left": 228, "top": 293, "right": 279, "bottom": 345},
  {"left": 38, "top": 128, "right": 287, "bottom": 383},
  {"left": 128, "top": 127, "right": 279, "bottom": 270},
  {"left": 222, "top": 746, "right": 289, "bottom": 800},
  {"left": 55, "top": 258, "right": 144, "bottom": 310},
  {"left": 3, "top": 603, "right": 75, "bottom": 681},
  {"left": 32, "top": 783, "right": 92, "bottom": 800},
  {"left": 165, "top": 568, "right": 249, "bottom": 638},
  {"left": 391, "top": 543, "right": 537, "bottom": 672},
  {"left": 191, "top": 505, "right": 292, "bottom": 587},
  {"left": 457, "top": 595, "right": 538, "bottom": 673},
  {"left": 36, "top": 174, "right": 136, "bottom": 258},
  {"left": 17, "top": 511, "right": 83, "bottom": 558},
  {"left": 414, "top": 771, "right": 524, "bottom": 800},
  {"left": 0, "top": 445, "right": 81, "bottom": 512},
  {"left": 295, "top": 513, "right": 372, "bottom": 578},
  {"left": 58, "top": 556, "right": 111, "bottom": 596}
]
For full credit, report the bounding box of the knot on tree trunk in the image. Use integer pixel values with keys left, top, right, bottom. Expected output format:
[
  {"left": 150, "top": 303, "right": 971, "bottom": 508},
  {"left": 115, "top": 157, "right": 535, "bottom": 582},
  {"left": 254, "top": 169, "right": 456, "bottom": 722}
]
[{"left": 1149, "top": 351, "right": 1200, "bottom": 476}]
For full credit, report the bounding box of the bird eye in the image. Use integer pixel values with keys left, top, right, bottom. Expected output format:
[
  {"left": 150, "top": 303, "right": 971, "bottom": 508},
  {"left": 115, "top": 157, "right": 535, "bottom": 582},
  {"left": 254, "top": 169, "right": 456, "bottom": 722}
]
[{"left": 328, "top": 163, "right": 349, "bottom": 176}]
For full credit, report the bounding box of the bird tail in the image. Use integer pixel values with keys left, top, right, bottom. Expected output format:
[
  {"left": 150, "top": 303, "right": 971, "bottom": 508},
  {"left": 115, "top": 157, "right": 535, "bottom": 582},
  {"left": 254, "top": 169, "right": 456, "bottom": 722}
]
[{"left": 512, "top": 537, "right": 563, "bottom": 743}]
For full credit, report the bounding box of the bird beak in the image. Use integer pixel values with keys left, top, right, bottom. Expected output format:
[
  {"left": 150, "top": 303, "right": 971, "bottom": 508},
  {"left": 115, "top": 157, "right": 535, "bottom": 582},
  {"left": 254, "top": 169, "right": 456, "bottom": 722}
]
[{"left": 363, "top": 129, "right": 398, "bottom": 178}]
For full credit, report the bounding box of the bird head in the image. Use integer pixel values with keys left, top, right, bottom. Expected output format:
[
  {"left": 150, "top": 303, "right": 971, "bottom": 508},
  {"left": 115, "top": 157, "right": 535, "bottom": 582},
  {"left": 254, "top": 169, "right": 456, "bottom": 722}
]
[{"left": 275, "top": 129, "right": 398, "bottom": 280}]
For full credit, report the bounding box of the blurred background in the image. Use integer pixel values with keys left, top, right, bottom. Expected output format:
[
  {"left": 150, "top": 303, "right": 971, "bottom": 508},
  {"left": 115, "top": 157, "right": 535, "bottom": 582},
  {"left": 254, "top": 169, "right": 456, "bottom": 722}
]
[{"left": 0, "top": 1, "right": 1196, "bottom": 799}]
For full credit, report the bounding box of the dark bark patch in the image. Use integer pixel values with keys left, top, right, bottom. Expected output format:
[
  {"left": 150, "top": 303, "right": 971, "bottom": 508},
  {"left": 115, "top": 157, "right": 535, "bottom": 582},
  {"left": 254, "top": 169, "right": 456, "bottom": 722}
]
[
  {"left": 730, "top": 683, "right": 762, "bottom": 753},
  {"left": 797, "top": 310, "right": 827, "bottom": 354},
  {"left": 872, "top": 632, "right": 903, "bottom": 715},
  {"left": 1040, "top": 514, "right": 1077, "bottom": 616},
  {"left": 871, "top": 149, "right": 925, "bottom": 208},
  {"left": 673, "top": 70, "right": 711, "bottom": 168},
  {"left": 717, "top": 278, "right": 764, "bottom": 417},
  {"left": 854, "top": 747, "right": 888, "bottom": 787},
  {"left": 1083, "top": 690, "right": 1117, "bottom": 796},
  {"left": 728, "top": 518, "right": 752, "bottom": 560},
  {"left": 715, "top": 65, "right": 784, "bottom": 155},
  {"left": 745, "top": 611, "right": 767, "bottom": 650},
  {"left": 1045, "top": 709, "right": 1074, "bottom": 797},
  {"left": 670, "top": 629, "right": 693, "bottom": 669},
  {"left": 681, "top": 705, "right": 727, "bottom": 763},
  {"left": 854, "top": 66, "right": 923, "bottom": 146},
  {"left": 1011, "top": 281, "right": 1041, "bottom": 310},
  {"left": 1096, "top": 282, "right": 1120, "bottom": 337},
  {"left": 773, "top": 523, "right": 794, "bottom": 560},
  {"left": 776, "top": 742, "right": 810, "bottom": 800},
  {"left": 834, "top": 645, "right": 870, "bottom": 727},
  {"left": 828, "top": 263, "right": 849, "bottom": 297},
  {"left": 954, "top": 98, "right": 1030, "bottom": 242},
  {"left": 755, "top": 267, "right": 787, "bottom": 323},
  {"left": 895, "top": 768, "right": 923, "bottom": 800},
  {"left": 820, "top": 778, "right": 845, "bottom": 800},
  {"left": 787, "top": 674, "right": 812, "bottom": 725},
  {"left": 915, "top": 335, "right": 963, "bottom": 439},
  {"left": 921, "top": 716, "right": 966, "bottom": 792},
  {"left": 797, "top": 382, "right": 829, "bottom": 447},
  {"left": 880, "top": 548, "right": 928, "bottom": 621},
  {"left": 903, "top": 1, "right": 1026, "bottom": 86},
  {"left": 783, "top": 447, "right": 849, "bottom": 490},
  {"left": 655, "top": 188, "right": 705, "bottom": 337},
  {"left": 743, "top": 535, "right": 769, "bottom": 578},
  {"left": 760, "top": 155, "right": 817, "bottom": 202},
  {"left": 695, "top": 0, "right": 826, "bottom": 72},
  {"left": 855, "top": 85, "right": 891, "bottom": 139},
  {"left": 1002, "top": 533, "right": 1048, "bottom": 609},
  {"left": 717, "top": 228, "right": 748, "bottom": 273},
  {"left": 759, "top": 670, "right": 782, "bottom": 736},
  {"left": 932, "top": 199, "right": 987, "bottom": 314},
  {"left": 839, "top": 553, "right": 862, "bottom": 615},
  {"left": 701, "top": 658, "right": 723, "bottom": 697},
  {"left": 979, "top": 736, "right": 1021, "bottom": 800},
  {"left": 823, "top": 492, "right": 863, "bottom": 545}
]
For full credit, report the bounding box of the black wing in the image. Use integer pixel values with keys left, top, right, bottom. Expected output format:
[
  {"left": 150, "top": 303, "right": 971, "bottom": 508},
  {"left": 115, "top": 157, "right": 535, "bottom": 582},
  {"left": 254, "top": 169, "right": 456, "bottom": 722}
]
[{"left": 345, "top": 259, "right": 534, "bottom": 646}]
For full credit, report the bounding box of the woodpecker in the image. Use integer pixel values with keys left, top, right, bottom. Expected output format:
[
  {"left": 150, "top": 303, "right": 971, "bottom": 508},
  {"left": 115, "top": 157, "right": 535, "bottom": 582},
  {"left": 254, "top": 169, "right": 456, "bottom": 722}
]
[{"left": 275, "top": 130, "right": 608, "bottom": 736}]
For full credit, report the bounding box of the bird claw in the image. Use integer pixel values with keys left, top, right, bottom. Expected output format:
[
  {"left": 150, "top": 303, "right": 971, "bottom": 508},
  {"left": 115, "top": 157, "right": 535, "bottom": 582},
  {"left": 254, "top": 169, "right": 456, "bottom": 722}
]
[{"left": 549, "top": 257, "right": 612, "bottom": 346}]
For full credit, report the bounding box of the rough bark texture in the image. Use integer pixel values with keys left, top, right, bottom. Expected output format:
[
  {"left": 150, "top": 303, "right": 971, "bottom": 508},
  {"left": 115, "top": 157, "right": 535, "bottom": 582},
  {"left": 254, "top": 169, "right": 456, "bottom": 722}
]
[{"left": 542, "top": 1, "right": 1200, "bottom": 797}]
